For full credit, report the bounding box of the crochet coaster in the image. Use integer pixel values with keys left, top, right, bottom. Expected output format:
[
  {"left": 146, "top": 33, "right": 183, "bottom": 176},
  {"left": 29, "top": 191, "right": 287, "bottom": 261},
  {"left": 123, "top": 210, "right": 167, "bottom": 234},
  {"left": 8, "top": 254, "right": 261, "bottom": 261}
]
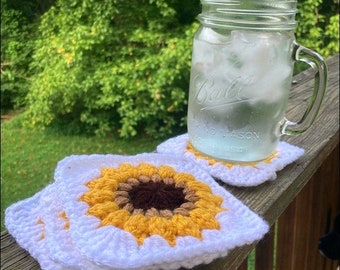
[
  {"left": 4, "top": 185, "right": 67, "bottom": 270},
  {"left": 5, "top": 153, "right": 269, "bottom": 270},
  {"left": 156, "top": 134, "right": 305, "bottom": 187}
]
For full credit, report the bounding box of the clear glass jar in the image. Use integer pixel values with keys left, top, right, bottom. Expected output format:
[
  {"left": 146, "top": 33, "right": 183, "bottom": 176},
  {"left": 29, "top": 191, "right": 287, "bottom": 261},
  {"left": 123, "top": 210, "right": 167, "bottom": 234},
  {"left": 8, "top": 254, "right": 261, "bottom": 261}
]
[{"left": 187, "top": 0, "right": 327, "bottom": 162}]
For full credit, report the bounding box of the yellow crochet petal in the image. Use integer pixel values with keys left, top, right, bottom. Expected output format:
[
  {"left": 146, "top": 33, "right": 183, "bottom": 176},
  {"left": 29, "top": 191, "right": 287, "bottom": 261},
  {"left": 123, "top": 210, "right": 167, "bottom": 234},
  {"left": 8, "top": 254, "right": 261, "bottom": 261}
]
[
  {"left": 171, "top": 214, "right": 202, "bottom": 239},
  {"left": 117, "top": 163, "right": 140, "bottom": 179},
  {"left": 101, "top": 209, "right": 130, "bottom": 227},
  {"left": 148, "top": 216, "right": 177, "bottom": 246},
  {"left": 190, "top": 208, "right": 221, "bottom": 230},
  {"left": 123, "top": 214, "right": 150, "bottom": 245},
  {"left": 101, "top": 167, "right": 118, "bottom": 176},
  {"left": 157, "top": 165, "right": 176, "bottom": 178},
  {"left": 173, "top": 172, "right": 196, "bottom": 183},
  {"left": 195, "top": 192, "right": 224, "bottom": 207},
  {"left": 80, "top": 189, "right": 115, "bottom": 207},
  {"left": 137, "top": 163, "right": 159, "bottom": 176},
  {"left": 87, "top": 201, "right": 119, "bottom": 220},
  {"left": 101, "top": 168, "right": 125, "bottom": 183},
  {"left": 86, "top": 177, "right": 118, "bottom": 191},
  {"left": 117, "top": 163, "right": 134, "bottom": 171},
  {"left": 186, "top": 181, "right": 212, "bottom": 193},
  {"left": 112, "top": 171, "right": 131, "bottom": 183},
  {"left": 195, "top": 200, "right": 219, "bottom": 214}
]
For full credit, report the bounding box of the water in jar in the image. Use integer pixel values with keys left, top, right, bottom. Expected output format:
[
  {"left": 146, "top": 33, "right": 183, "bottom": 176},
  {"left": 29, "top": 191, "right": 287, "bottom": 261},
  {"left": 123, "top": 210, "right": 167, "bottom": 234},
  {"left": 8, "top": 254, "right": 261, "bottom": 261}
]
[{"left": 187, "top": 27, "right": 295, "bottom": 162}]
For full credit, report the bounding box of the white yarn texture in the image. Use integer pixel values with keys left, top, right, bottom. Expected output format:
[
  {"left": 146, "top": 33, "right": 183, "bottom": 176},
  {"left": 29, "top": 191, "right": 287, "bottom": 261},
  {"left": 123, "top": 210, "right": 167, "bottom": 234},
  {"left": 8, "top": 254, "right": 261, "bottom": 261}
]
[
  {"left": 5, "top": 153, "right": 269, "bottom": 270},
  {"left": 157, "top": 134, "right": 305, "bottom": 187}
]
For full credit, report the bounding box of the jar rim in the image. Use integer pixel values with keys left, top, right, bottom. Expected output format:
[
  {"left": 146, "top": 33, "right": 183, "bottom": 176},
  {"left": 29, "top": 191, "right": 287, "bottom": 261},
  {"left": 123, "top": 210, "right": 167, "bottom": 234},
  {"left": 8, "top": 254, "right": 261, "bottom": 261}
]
[
  {"left": 198, "top": 14, "right": 297, "bottom": 30},
  {"left": 199, "top": 0, "right": 298, "bottom": 30},
  {"left": 201, "top": 0, "right": 297, "bottom": 4}
]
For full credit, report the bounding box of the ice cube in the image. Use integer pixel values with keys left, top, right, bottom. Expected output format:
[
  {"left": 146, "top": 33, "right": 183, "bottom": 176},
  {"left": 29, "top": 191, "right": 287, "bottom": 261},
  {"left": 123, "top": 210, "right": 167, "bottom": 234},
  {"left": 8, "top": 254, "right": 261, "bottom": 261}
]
[
  {"left": 193, "top": 29, "right": 231, "bottom": 74},
  {"left": 200, "top": 27, "right": 230, "bottom": 44},
  {"left": 229, "top": 31, "right": 278, "bottom": 84},
  {"left": 224, "top": 30, "right": 293, "bottom": 102}
]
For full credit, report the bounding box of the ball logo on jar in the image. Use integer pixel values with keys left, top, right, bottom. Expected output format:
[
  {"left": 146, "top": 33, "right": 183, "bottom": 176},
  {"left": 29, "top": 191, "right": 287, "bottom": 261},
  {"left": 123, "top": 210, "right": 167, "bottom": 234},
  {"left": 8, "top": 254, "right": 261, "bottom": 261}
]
[{"left": 193, "top": 73, "right": 253, "bottom": 111}]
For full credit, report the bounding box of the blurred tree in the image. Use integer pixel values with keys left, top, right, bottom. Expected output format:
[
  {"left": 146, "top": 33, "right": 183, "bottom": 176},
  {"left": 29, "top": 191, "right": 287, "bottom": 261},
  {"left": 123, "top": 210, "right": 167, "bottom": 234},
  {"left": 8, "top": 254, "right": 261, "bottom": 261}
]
[
  {"left": 25, "top": 0, "right": 200, "bottom": 138},
  {"left": 2, "top": 0, "right": 338, "bottom": 138},
  {"left": 1, "top": 0, "right": 54, "bottom": 113},
  {"left": 295, "top": 0, "right": 339, "bottom": 58}
]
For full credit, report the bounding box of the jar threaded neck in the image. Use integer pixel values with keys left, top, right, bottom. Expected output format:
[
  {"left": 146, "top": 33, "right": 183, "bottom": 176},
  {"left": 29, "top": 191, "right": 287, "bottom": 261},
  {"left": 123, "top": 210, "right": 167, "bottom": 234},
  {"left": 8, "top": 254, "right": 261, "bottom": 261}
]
[{"left": 199, "top": 0, "right": 297, "bottom": 30}]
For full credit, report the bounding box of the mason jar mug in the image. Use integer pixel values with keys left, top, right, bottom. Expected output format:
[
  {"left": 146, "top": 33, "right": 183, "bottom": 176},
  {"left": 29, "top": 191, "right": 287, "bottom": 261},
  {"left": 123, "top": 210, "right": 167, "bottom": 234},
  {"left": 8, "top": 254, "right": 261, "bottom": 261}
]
[{"left": 187, "top": 0, "right": 327, "bottom": 162}]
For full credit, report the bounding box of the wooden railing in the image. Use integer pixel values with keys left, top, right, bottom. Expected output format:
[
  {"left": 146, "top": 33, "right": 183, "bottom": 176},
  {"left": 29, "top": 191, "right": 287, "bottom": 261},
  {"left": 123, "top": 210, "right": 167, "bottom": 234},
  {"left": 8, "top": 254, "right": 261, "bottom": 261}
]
[{"left": 1, "top": 54, "right": 339, "bottom": 270}]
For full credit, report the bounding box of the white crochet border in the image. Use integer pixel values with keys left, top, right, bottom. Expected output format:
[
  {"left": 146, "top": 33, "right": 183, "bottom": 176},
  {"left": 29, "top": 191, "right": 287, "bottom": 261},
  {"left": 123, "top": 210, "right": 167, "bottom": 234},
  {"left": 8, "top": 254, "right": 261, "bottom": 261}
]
[
  {"left": 6, "top": 153, "right": 269, "bottom": 270},
  {"left": 157, "top": 134, "right": 305, "bottom": 187}
]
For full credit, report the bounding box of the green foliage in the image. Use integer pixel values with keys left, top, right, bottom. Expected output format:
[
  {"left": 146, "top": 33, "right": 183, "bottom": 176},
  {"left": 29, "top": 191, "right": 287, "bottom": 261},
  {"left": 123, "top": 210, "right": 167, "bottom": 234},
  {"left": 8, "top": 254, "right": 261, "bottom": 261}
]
[
  {"left": 295, "top": 0, "right": 339, "bottom": 58},
  {"left": 1, "top": 0, "right": 54, "bottom": 113},
  {"left": 3, "top": 0, "right": 338, "bottom": 138},
  {"left": 25, "top": 0, "right": 199, "bottom": 138},
  {"left": 1, "top": 1, "right": 32, "bottom": 112}
]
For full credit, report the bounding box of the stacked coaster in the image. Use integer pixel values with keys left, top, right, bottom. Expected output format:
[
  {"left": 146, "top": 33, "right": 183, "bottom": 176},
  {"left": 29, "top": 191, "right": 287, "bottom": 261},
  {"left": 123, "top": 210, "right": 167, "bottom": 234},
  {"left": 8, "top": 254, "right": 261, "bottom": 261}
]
[
  {"left": 157, "top": 134, "right": 305, "bottom": 187},
  {"left": 6, "top": 153, "right": 269, "bottom": 270}
]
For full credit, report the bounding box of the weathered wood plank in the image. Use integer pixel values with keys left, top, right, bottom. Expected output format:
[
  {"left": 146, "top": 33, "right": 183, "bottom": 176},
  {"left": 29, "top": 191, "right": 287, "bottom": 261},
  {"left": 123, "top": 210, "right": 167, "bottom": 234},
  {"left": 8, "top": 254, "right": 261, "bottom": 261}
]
[
  {"left": 1, "top": 54, "right": 339, "bottom": 270},
  {"left": 276, "top": 199, "right": 296, "bottom": 270},
  {"left": 1, "top": 231, "right": 39, "bottom": 270},
  {"left": 237, "top": 259, "right": 248, "bottom": 270},
  {"left": 255, "top": 225, "right": 274, "bottom": 269},
  {"left": 276, "top": 146, "right": 339, "bottom": 270}
]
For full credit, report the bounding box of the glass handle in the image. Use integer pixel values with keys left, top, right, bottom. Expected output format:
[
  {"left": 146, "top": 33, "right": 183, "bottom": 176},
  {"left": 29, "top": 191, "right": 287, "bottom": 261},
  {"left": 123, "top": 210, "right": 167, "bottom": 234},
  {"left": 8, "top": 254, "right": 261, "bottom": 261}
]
[{"left": 281, "top": 42, "right": 328, "bottom": 135}]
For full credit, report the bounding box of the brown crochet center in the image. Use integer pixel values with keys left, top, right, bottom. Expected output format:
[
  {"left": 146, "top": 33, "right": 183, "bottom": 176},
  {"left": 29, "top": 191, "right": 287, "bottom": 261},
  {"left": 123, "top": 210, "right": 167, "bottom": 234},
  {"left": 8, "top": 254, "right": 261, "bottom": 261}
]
[{"left": 128, "top": 181, "right": 187, "bottom": 211}]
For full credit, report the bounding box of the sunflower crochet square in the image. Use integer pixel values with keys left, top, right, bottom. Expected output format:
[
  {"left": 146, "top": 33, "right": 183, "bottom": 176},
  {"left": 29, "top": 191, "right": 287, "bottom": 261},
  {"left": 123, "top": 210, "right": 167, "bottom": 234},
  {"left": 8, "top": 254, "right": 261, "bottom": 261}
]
[
  {"left": 156, "top": 134, "right": 305, "bottom": 187},
  {"left": 5, "top": 153, "right": 269, "bottom": 270}
]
